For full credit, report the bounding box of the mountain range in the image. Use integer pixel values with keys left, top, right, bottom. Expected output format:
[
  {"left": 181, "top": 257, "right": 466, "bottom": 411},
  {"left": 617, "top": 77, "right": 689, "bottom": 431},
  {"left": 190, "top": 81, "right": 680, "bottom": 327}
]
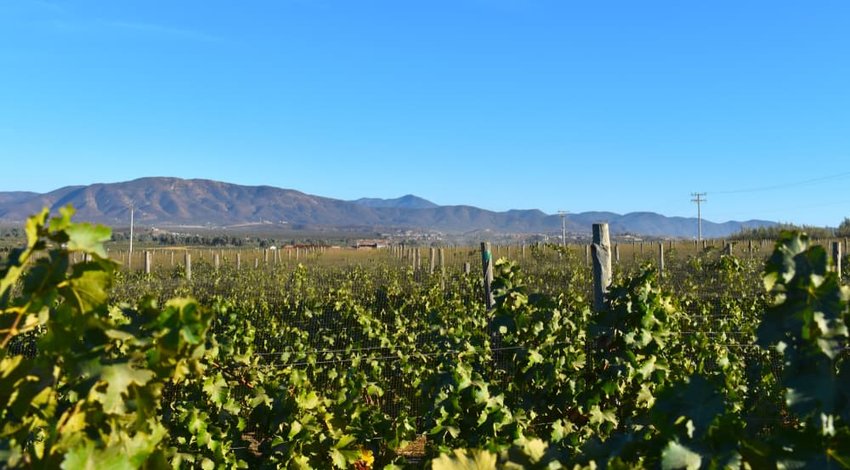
[{"left": 0, "top": 177, "right": 775, "bottom": 238}]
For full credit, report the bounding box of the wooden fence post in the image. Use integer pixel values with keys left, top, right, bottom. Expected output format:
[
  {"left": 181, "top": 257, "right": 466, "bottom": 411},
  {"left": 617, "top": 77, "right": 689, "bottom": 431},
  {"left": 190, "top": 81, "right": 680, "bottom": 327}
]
[
  {"left": 658, "top": 242, "right": 664, "bottom": 278},
  {"left": 725, "top": 243, "right": 732, "bottom": 256},
  {"left": 833, "top": 241, "right": 842, "bottom": 279},
  {"left": 481, "top": 242, "right": 494, "bottom": 309},
  {"left": 214, "top": 253, "right": 220, "bottom": 270},
  {"left": 430, "top": 247, "right": 436, "bottom": 275},
  {"left": 184, "top": 253, "right": 192, "bottom": 280},
  {"left": 614, "top": 243, "right": 620, "bottom": 263},
  {"left": 464, "top": 262, "right": 471, "bottom": 275},
  {"left": 592, "top": 223, "right": 612, "bottom": 311},
  {"left": 144, "top": 251, "right": 151, "bottom": 275},
  {"left": 236, "top": 253, "right": 241, "bottom": 270}
]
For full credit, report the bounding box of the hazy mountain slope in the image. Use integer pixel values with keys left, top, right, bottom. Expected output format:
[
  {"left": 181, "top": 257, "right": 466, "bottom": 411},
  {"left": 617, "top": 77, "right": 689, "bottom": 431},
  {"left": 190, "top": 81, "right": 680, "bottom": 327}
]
[
  {"left": 0, "top": 177, "right": 776, "bottom": 237},
  {"left": 0, "top": 191, "right": 39, "bottom": 205},
  {"left": 352, "top": 195, "right": 438, "bottom": 209}
]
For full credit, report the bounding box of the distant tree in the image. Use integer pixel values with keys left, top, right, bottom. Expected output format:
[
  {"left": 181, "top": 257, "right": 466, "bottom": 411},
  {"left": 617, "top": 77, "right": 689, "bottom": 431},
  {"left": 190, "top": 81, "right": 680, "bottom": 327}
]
[
  {"left": 730, "top": 223, "right": 834, "bottom": 240},
  {"left": 837, "top": 217, "right": 850, "bottom": 237}
]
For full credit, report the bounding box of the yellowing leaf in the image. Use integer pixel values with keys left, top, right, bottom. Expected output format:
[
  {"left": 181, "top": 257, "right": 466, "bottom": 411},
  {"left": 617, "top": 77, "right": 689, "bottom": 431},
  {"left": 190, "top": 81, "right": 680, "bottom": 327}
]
[{"left": 432, "top": 449, "right": 498, "bottom": 470}]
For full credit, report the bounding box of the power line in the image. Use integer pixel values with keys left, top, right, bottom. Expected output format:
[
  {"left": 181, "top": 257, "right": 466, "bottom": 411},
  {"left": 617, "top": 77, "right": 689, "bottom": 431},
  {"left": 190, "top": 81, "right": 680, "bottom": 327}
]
[{"left": 711, "top": 171, "right": 850, "bottom": 195}]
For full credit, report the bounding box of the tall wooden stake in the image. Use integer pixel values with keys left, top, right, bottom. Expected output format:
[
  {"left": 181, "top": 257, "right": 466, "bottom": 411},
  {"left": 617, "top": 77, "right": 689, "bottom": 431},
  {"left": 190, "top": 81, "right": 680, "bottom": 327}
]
[
  {"left": 481, "top": 242, "right": 494, "bottom": 309},
  {"left": 592, "top": 223, "right": 612, "bottom": 311}
]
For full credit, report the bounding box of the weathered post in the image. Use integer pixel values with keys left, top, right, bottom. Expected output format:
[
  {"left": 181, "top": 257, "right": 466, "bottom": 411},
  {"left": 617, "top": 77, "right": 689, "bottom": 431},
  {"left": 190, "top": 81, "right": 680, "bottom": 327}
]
[
  {"left": 254, "top": 258, "right": 259, "bottom": 269},
  {"left": 430, "top": 247, "right": 436, "bottom": 275},
  {"left": 184, "top": 253, "right": 192, "bottom": 281},
  {"left": 614, "top": 243, "right": 620, "bottom": 263},
  {"left": 464, "top": 262, "right": 471, "bottom": 275},
  {"left": 592, "top": 223, "right": 612, "bottom": 311},
  {"left": 658, "top": 242, "right": 664, "bottom": 278},
  {"left": 263, "top": 249, "right": 268, "bottom": 264},
  {"left": 144, "top": 251, "right": 152, "bottom": 275},
  {"left": 214, "top": 253, "right": 220, "bottom": 270},
  {"left": 725, "top": 243, "right": 732, "bottom": 256},
  {"left": 170, "top": 251, "right": 174, "bottom": 266},
  {"left": 439, "top": 248, "right": 445, "bottom": 276},
  {"left": 236, "top": 253, "right": 241, "bottom": 270},
  {"left": 833, "top": 241, "right": 842, "bottom": 279},
  {"left": 481, "top": 242, "right": 494, "bottom": 309}
]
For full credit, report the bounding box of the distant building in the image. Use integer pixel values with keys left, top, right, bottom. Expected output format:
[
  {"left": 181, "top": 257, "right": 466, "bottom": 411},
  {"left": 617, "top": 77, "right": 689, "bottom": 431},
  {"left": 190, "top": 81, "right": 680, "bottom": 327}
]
[{"left": 354, "top": 239, "right": 389, "bottom": 249}]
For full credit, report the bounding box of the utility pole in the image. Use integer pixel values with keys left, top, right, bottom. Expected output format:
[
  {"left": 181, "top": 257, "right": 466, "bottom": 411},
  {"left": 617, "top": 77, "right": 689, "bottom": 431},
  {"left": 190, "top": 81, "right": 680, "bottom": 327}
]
[
  {"left": 691, "top": 193, "right": 706, "bottom": 243},
  {"left": 128, "top": 203, "right": 135, "bottom": 270},
  {"left": 558, "top": 210, "right": 568, "bottom": 247}
]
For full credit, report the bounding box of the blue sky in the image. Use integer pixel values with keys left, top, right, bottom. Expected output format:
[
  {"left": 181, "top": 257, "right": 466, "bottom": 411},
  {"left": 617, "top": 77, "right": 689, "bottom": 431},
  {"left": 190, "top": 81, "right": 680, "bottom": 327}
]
[{"left": 1, "top": 0, "right": 849, "bottom": 226}]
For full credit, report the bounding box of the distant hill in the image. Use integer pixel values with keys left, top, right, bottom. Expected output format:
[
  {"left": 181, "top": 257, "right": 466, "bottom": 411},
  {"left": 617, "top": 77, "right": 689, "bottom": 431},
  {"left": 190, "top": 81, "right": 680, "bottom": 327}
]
[
  {"left": 0, "top": 177, "right": 776, "bottom": 237},
  {"left": 351, "top": 195, "right": 438, "bottom": 209},
  {"left": 0, "top": 191, "right": 39, "bottom": 205}
]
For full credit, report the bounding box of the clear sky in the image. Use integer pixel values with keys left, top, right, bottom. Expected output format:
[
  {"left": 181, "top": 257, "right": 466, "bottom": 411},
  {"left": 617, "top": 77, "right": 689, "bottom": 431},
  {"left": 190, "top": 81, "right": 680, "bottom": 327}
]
[{"left": 1, "top": 0, "right": 849, "bottom": 226}]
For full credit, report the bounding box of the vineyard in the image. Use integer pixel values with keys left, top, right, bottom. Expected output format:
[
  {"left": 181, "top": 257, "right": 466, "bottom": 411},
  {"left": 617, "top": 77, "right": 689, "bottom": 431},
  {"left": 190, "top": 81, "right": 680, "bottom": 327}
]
[{"left": 3, "top": 207, "right": 850, "bottom": 468}]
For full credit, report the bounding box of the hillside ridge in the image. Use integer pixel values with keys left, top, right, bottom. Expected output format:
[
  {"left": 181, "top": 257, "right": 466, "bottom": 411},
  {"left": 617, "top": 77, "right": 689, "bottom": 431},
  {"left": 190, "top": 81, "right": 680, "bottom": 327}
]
[{"left": 0, "top": 177, "right": 775, "bottom": 237}]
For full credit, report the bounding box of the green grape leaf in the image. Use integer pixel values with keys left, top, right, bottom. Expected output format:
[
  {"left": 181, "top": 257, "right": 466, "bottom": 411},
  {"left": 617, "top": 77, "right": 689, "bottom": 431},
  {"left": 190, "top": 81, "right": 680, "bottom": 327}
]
[
  {"left": 64, "top": 222, "right": 111, "bottom": 258},
  {"left": 61, "top": 441, "right": 135, "bottom": 470},
  {"left": 661, "top": 440, "right": 702, "bottom": 470},
  {"left": 92, "top": 363, "right": 155, "bottom": 414},
  {"left": 67, "top": 269, "right": 112, "bottom": 313}
]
